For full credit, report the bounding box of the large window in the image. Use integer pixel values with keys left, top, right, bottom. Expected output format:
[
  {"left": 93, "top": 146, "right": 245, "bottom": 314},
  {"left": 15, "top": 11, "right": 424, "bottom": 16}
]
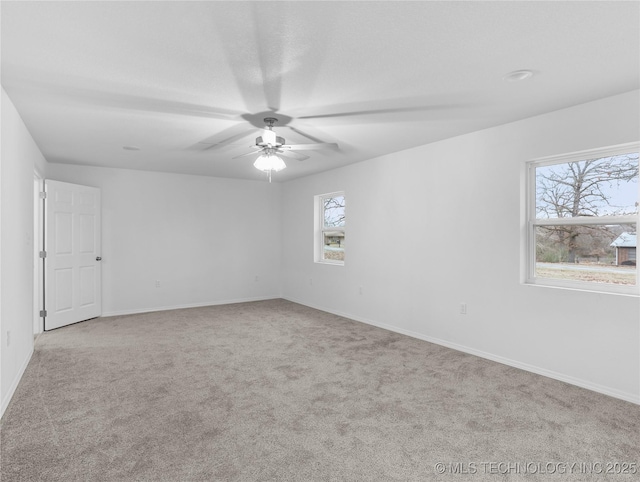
[
  {"left": 526, "top": 143, "right": 639, "bottom": 294},
  {"left": 315, "top": 192, "right": 345, "bottom": 265}
]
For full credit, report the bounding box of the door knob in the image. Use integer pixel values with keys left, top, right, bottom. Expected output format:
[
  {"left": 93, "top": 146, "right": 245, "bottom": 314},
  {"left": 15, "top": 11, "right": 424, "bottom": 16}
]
[{"left": 96, "top": 256, "right": 102, "bottom": 261}]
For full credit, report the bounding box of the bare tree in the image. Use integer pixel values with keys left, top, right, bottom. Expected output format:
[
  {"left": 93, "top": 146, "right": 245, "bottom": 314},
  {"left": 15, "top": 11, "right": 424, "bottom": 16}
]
[
  {"left": 324, "top": 196, "right": 345, "bottom": 227},
  {"left": 536, "top": 154, "right": 638, "bottom": 263}
]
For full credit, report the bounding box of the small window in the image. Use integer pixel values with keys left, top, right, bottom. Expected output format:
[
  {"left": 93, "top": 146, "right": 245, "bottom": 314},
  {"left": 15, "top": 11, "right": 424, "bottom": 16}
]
[
  {"left": 315, "top": 192, "right": 345, "bottom": 264},
  {"left": 526, "top": 143, "right": 639, "bottom": 294}
]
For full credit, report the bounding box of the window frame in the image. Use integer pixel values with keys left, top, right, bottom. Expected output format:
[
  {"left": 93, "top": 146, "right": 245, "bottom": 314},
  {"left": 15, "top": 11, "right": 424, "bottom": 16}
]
[
  {"left": 315, "top": 191, "right": 345, "bottom": 266},
  {"left": 525, "top": 142, "right": 639, "bottom": 295}
]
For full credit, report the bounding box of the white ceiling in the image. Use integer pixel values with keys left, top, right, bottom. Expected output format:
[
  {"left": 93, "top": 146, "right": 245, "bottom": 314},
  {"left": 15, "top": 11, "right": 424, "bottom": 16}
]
[{"left": 2, "top": 1, "right": 639, "bottom": 182}]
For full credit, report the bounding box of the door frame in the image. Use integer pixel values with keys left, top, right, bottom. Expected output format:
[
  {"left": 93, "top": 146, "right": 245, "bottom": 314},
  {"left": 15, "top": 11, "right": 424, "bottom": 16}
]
[{"left": 33, "top": 170, "right": 44, "bottom": 336}]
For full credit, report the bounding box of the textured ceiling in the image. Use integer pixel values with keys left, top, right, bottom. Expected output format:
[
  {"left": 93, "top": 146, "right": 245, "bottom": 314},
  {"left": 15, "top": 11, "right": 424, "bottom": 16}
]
[{"left": 2, "top": 1, "right": 639, "bottom": 182}]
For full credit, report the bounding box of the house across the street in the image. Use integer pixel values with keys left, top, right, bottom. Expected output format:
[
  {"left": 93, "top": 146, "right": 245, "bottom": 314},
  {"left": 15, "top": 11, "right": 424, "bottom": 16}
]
[{"left": 610, "top": 232, "right": 637, "bottom": 266}]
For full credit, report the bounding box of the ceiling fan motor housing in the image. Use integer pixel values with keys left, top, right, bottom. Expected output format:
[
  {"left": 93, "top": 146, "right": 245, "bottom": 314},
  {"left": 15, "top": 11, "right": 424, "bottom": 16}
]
[
  {"left": 256, "top": 135, "right": 285, "bottom": 147},
  {"left": 256, "top": 117, "right": 284, "bottom": 147}
]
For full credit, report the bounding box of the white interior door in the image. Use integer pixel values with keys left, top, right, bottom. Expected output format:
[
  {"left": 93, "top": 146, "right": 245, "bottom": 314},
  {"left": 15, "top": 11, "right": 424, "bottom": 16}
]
[{"left": 44, "top": 180, "right": 101, "bottom": 330}]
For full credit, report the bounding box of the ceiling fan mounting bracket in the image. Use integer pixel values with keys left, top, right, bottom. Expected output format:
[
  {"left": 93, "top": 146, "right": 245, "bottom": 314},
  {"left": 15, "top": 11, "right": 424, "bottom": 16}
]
[{"left": 263, "top": 117, "right": 278, "bottom": 129}]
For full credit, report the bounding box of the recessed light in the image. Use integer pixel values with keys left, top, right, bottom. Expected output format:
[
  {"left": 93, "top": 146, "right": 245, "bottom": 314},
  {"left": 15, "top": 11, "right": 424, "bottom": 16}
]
[
  {"left": 503, "top": 70, "right": 534, "bottom": 82},
  {"left": 123, "top": 146, "right": 141, "bottom": 151}
]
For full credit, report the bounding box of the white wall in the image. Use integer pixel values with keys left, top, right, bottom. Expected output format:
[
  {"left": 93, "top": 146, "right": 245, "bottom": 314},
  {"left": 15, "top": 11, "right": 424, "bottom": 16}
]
[
  {"left": 1, "top": 87, "right": 49, "bottom": 417},
  {"left": 281, "top": 90, "right": 640, "bottom": 404},
  {"left": 47, "top": 164, "right": 282, "bottom": 316}
]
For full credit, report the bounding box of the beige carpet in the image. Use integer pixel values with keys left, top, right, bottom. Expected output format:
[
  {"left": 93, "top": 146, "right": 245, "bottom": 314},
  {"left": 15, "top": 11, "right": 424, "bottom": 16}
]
[{"left": 1, "top": 299, "right": 638, "bottom": 481}]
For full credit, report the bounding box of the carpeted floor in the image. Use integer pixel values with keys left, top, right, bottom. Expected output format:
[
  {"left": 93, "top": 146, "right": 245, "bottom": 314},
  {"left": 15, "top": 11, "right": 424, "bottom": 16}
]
[{"left": 1, "top": 299, "right": 638, "bottom": 481}]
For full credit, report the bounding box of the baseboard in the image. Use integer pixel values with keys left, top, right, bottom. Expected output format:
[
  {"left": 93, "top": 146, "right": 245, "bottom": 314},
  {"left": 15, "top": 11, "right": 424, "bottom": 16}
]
[
  {"left": 101, "top": 295, "right": 282, "bottom": 318},
  {"left": 283, "top": 296, "right": 640, "bottom": 406},
  {"left": 1, "top": 345, "right": 34, "bottom": 420}
]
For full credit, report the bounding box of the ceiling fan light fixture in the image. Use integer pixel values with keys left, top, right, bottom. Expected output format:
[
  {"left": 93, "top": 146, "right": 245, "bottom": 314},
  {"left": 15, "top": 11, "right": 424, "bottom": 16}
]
[{"left": 254, "top": 152, "right": 286, "bottom": 172}]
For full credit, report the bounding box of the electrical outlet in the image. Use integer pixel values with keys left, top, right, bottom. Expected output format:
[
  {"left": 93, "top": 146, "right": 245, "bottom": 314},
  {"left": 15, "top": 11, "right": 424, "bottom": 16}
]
[
  {"left": 358, "top": 286, "right": 363, "bottom": 295},
  {"left": 255, "top": 275, "right": 259, "bottom": 282},
  {"left": 460, "top": 303, "right": 467, "bottom": 315},
  {"left": 155, "top": 280, "right": 160, "bottom": 288}
]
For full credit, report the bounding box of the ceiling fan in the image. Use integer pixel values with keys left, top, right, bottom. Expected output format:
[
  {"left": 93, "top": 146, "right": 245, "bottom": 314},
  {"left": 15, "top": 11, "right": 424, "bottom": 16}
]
[{"left": 231, "top": 117, "right": 338, "bottom": 182}]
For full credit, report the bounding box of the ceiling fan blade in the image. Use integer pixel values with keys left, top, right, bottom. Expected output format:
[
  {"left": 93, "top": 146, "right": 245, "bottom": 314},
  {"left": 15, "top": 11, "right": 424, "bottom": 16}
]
[
  {"left": 299, "top": 105, "right": 455, "bottom": 120},
  {"left": 277, "top": 150, "right": 310, "bottom": 161},
  {"left": 232, "top": 149, "right": 262, "bottom": 160},
  {"left": 211, "top": 2, "right": 334, "bottom": 115},
  {"left": 10, "top": 78, "right": 244, "bottom": 120},
  {"left": 254, "top": 5, "right": 283, "bottom": 112},
  {"left": 288, "top": 126, "right": 327, "bottom": 144},
  {"left": 213, "top": 3, "right": 285, "bottom": 113},
  {"left": 281, "top": 143, "right": 339, "bottom": 151},
  {"left": 113, "top": 96, "right": 242, "bottom": 120},
  {"left": 189, "top": 124, "right": 258, "bottom": 151}
]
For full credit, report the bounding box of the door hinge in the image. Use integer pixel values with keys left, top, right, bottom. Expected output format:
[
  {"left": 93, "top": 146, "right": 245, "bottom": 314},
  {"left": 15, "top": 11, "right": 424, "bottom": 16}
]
[
  {"left": 39, "top": 251, "right": 47, "bottom": 258},
  {"left": 39, "top": 191, "right": 47, "bottom": 199},
  {"left": 40, "top": 310, "right": 47, "bottom": 318}
]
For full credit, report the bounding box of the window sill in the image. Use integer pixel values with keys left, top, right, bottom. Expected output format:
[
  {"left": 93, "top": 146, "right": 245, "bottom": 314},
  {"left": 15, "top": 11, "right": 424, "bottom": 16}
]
[
  {"left": 523, "top": 279, "right": 639, "bottom": 297},
  {"left": 315, "top": 260, "right": 344, "bottom": 266}
]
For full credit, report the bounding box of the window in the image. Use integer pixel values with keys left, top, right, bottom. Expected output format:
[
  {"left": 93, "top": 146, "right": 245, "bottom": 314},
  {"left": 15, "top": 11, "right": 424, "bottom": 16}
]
[
  {"left": 315, "top": 192, "right": 345, "bottom": 264},
  {"left": 526, "top": 143, "right": 639, "bottom": 294}
]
